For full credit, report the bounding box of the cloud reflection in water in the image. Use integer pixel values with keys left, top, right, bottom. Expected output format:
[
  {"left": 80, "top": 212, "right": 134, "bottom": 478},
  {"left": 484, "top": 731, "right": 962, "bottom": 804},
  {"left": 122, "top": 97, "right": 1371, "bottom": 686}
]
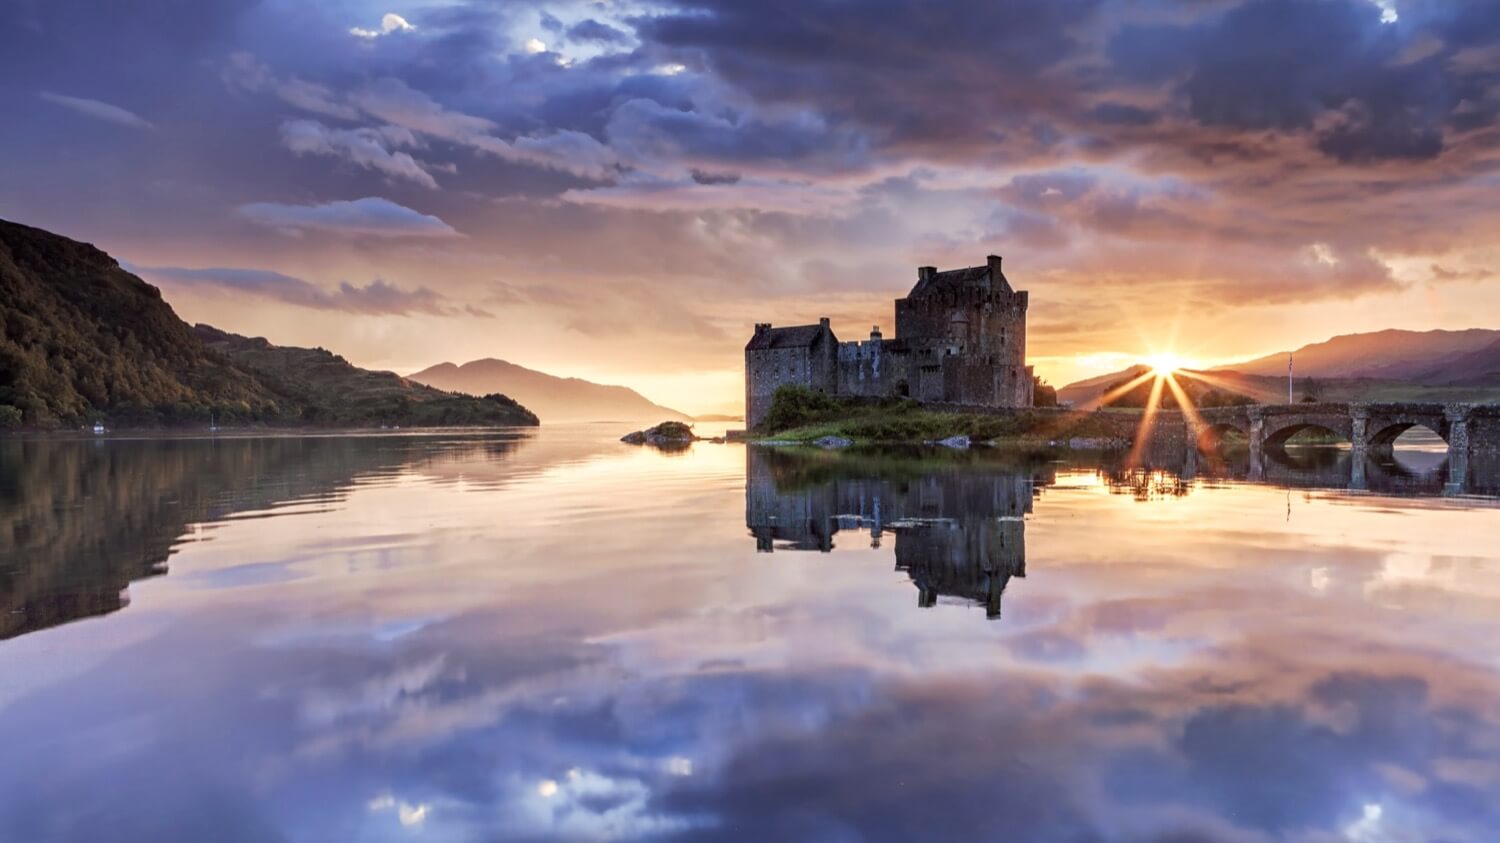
[{"left": 0, "top": 431, "right": 1498, "bottom": 841}]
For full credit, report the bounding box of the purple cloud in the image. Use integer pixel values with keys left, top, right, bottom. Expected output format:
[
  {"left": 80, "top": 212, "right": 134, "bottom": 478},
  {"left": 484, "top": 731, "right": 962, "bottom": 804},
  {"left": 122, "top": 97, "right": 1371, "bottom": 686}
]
[
  {"left": 37, "top": 91, "right": 154, "bottom": 130},
  {"left": 238, "top": 197, "right": 459, "bottom": 238},
  {"left": 132, "top": 264, "right": 487, "bottom": 317}
]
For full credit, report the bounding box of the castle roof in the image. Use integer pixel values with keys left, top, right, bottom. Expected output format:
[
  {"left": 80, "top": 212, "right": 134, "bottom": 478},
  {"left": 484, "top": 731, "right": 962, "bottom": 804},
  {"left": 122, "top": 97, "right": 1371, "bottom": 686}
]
[
  {"left": 908, "top": 256, "right": 1013, "bottom": 298},
  {"left": 746, "top": 322, "right": 832, "bottom": 350}
]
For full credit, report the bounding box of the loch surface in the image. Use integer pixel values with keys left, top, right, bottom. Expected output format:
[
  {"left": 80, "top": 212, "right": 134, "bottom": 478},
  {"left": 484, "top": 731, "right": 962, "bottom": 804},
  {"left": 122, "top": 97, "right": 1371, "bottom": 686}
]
[{"left": 2, "top": 429, "right": 1498, "bottom": 842}]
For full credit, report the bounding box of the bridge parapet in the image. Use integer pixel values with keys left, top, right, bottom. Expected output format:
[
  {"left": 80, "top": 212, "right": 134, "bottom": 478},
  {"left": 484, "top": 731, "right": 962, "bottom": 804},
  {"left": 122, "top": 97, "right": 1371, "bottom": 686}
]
[
  {"left": 1129, "top": 401, "right": 1500, "bottom": 456},
  {"left": 1464, "top": 404, "right": 1500, "bottom": 452}
]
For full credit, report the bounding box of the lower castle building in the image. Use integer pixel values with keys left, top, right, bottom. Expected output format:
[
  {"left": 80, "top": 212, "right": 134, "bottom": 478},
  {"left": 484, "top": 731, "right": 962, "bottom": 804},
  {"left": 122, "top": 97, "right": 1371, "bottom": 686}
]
[{"left": 745, "top": 255, "right": 1032, "bottom": 428}]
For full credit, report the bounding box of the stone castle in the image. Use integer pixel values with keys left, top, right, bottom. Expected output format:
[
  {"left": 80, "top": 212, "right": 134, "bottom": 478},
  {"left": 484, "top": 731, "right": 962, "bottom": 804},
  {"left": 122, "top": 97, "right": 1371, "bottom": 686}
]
[{"left": 745, "top": 255, "right": 1032, "bottom": 428}]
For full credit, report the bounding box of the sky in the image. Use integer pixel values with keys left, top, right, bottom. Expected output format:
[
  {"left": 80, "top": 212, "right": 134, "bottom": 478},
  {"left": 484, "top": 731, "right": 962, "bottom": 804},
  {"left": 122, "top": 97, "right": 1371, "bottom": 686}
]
[{"left": 2, "top": 0, "right": 1498, "bottom": 415}]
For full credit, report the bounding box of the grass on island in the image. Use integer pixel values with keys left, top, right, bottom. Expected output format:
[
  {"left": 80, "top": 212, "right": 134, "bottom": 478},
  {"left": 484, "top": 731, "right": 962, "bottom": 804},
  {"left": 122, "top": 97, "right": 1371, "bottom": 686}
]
[{"left": 755, "top": 385, "right": 1123, "bottom": 445}]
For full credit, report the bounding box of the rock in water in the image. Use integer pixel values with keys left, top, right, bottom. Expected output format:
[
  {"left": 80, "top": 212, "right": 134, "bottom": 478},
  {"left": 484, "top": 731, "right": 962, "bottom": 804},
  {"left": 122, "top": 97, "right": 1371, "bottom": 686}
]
[
  {"left": 622, "top": 421, "right": 699, "bottom": 448},
  {"left": 813, "top": 435, "right": 853, "bottom": 449}
]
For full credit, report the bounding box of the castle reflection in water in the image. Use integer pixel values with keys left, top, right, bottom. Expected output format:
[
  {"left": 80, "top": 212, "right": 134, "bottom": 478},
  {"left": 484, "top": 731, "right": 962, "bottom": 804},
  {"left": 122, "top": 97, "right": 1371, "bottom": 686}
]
[
  {"left": 746, "top": 442, "right": 1500, "bottom": 620},
  {"left": 745, "top": 448, "right": 1055, "bottom": 619}
]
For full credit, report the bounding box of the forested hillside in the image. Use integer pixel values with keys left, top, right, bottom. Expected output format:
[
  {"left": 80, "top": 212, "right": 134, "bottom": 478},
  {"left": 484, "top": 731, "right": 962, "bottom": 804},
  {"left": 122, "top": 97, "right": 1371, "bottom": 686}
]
[{"left": 0, "top": 218, "right": 536, "bottom": 429}]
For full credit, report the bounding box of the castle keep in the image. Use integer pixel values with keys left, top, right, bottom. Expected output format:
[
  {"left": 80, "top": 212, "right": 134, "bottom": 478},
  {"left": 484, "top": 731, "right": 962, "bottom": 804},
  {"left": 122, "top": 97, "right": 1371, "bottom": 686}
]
[{"left": 745, "top": 255, "right": 1032, "bottom": 427}]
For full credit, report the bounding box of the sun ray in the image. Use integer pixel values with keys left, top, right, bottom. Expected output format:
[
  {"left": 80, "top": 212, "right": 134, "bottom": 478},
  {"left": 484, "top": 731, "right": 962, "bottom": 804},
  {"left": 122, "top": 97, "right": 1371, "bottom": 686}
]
[
  {"left": 1095, "top": 369, "right": 1155, "bottom": 409},
  {"left": 1172, "top": 369, "right": 1270, "bottom": 401},
  {"left": 1125, "top": 373, "right": 1168, "bottom": 468},
  {"left": 1164, "top": 372, "right": 1209, "bottom": 446}
]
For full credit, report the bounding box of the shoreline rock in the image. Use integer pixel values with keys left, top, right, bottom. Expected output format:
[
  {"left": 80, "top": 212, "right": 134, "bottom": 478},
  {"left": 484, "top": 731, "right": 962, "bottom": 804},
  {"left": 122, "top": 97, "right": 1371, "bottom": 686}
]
[
  {"left": 621, "top": 421, "right": 700, "bottom": 449},
  {"left": 927, "top": 435, "right": 971, "bottom": 449}
]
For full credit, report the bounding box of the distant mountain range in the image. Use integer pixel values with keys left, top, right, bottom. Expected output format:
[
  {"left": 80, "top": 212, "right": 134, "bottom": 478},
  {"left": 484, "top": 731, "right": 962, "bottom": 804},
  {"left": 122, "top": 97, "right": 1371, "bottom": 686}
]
[
  {"left": 0, "top": 218, "right": 536, "bottom": 429},
  {"left": 1214, "top": 329, "right": 1500, "bottom": 383},
  {"left": 409, "top": 358, "right": 689, "bottom": 422},
  {"left": 1060, "top": 329, "right": 1500, "bottom": 408}
]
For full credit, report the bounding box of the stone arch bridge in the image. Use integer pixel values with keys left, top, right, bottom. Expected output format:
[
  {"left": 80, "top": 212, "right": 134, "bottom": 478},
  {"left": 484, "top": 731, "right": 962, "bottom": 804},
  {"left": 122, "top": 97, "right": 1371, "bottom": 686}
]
[{"left": 1187, "top": 402, "right": 1500, "bottom": 456}]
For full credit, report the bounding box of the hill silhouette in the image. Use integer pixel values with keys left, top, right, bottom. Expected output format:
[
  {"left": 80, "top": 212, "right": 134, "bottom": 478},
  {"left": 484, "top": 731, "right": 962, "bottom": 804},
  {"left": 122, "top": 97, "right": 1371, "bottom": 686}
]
[
  {"left": 0, "top": 218, "right": 536, "bottom": 429},
  {"left": 409, "top": 358, "right": 686, "bottom": 422},
  {"left": 1216, "top": 329, "right": 1500, "bottom": 380}
]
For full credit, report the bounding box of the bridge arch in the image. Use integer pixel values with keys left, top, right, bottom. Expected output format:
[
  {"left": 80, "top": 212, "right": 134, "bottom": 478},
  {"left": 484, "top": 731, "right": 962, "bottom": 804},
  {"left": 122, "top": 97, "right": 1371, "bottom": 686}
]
[
  {"left": 1264, "top": 421, "right": 1352, "bottom": 449},
  {"left": 1367, "top": 420, "right": 1447, "bottom": 448},
  {"left": 1195, "top": 422, "right": 1250, "bottom": 451},
  {"left": 1361, "top": 405, "right": 1453, "bottom": 450}
]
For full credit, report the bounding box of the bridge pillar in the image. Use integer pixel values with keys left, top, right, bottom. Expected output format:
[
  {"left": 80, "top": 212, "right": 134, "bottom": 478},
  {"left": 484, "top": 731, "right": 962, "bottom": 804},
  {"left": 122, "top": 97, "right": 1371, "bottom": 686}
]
[
  {"left": 1446, "top": 404, "right": 1471, "bottom": 455},
  {"left": 1248, "top": 409, "right": 1265, "bottom": 476},
  {"left": 1350, "top": 405, "right": 1370, "bottom": 456},
  {"left": 1350, "top": 455, "right": 1367, "bottom": 492},
  {"left": 1445, "top": 405, "right": 1471, "bottom": 495}
]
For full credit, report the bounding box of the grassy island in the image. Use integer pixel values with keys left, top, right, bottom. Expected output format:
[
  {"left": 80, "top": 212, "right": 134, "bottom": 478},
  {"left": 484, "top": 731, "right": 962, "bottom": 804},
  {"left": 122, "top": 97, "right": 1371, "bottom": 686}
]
[{"left": 754, "top": 386, "right": 1130, "bottom": 446}]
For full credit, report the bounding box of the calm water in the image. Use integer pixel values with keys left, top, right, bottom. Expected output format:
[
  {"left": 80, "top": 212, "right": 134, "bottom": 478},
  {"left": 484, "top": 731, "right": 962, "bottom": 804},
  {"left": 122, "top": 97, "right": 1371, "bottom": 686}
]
[{"left": 2, "top": 428, "right": 1499, "bottom": 842}]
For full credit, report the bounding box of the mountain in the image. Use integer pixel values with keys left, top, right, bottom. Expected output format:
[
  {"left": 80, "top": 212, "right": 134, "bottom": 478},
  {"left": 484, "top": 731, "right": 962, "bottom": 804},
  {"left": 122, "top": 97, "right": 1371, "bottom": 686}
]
[
  {"left": 1417, "top": 338, "right": 1500, "bottom": 387},
  {"left": 197, "top": 327, "right": 537, "bottom": 428},
  {"left": 409, "top": 358, "right": 688, "bottom": 422},
  {"left": 1217, "top": 329, "right": 1500, "bottom": 380},
  {"left": 1056, "top": 365, "right": 1152, "bottom": 407},
  {"left": 0, "top": 217, "right": 536, "bottom": 429},
  {"left": 0, "top": 218, "right": 275, "bottom": 426}
]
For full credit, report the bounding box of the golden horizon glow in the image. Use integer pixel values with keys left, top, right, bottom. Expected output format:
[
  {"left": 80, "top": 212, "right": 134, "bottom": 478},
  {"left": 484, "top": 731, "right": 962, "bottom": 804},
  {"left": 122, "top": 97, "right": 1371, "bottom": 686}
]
[{"left": 1142, "top": 352, "right": 1198, "bottom": 376}]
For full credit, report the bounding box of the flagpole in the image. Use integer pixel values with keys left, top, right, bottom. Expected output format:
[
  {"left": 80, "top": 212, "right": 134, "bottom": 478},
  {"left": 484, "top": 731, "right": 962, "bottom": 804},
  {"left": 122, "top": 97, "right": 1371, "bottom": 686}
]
[{"left": 1288, "top": 353, "right": 1293, "bottom": 404}]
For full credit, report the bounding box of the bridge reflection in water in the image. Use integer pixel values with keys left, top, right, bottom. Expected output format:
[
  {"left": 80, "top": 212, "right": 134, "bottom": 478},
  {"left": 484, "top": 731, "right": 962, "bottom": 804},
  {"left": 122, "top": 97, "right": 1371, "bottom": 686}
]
[{"left": 746, "top": 443, "right": 1500, "bottom": 621}]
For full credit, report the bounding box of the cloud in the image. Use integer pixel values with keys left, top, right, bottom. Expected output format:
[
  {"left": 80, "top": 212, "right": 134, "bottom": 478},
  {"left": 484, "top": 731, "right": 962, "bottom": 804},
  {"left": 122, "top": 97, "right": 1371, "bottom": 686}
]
[
  {"left": 279, "top": 119, "right": 441, "bottom": 188},
  {"left": 37, "top": 92, "right": 154, "bottom": 130},
  {"left": 350, "top": 78, "right": 619, "bottom": 179},
  {"left": 223, "top": 53, "right": 360, "bottom": 120},
  {"left": 566, "top": 19, "right": 631, "bottom": 45},
  {"left": 238, "top": 197, "right": 460, "bottom": 238},
  {"left": 350, "top": 12, "right": 415, "bottom": 40},
  {"left": 690, "top": 169, "right": 741, "bottom": 185},
  {"left": 134, "top": 264, "right": 486, "bottom": 317}
]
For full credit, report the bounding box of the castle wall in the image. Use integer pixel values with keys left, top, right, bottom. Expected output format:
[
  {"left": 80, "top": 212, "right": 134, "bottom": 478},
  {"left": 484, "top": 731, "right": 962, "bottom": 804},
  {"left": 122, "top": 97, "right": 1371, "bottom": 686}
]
[
  {"left": 836, "top": 337, "right": 909, "bottom": 398},
  {"left": 745, "top": 330, "right": 838, "bottom": 428}
]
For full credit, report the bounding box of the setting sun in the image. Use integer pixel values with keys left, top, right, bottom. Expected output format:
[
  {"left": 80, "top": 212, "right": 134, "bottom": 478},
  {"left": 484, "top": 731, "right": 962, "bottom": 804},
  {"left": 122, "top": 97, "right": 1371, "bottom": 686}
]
[{"left": 1143, "top": 352, "right": 1194, "bottom": 375}]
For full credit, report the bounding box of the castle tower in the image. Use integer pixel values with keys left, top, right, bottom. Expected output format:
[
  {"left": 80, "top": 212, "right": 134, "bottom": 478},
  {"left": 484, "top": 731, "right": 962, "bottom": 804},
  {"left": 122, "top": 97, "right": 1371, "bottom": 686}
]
[{"left": 893, "top": 255, "right": 1031, "bottom": 407}]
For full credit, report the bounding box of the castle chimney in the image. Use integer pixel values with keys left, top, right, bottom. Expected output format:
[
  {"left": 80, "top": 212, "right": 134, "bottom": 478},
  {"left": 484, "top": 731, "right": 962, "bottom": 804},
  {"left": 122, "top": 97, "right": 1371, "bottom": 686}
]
[
  {"left": 918, "top": 266, "right": 937, "bottom": 281},
  {"left": 754, "top": 322, "right": 771, "bottom": 335},
  {"left": 819, "top": 317, "right": 831, "bottom": 330},
  {"left": 987, "top": 255, "right": 1003, "bottom": 274},
  {"left": 870, "top": 325, "right": 882, "bottom": 341}
]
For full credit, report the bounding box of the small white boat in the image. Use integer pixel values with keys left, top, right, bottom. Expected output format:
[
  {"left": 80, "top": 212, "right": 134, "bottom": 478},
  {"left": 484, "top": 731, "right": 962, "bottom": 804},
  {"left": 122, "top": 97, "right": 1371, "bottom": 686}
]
[{"left": 91, "top": 422, "right": 106, "bottom": 435}]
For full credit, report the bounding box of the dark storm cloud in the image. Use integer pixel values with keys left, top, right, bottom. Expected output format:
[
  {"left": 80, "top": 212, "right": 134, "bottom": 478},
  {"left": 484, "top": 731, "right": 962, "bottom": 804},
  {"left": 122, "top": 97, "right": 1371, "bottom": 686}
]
[
  {"left": 133, "top": 264, "right": 487, "bottom": 317},
  {"left": 1110, "top": 0, "right": 1500, "bottom": 163},
  {"left": 689, "top": 169, "right": 741, "bottom": 185},
  {"left": 635, "top": 0, "right": 1500, "bottom": 168},
  {"left": 634, "top": 0, "right": 1103, "bottom": 158},
  {"left": 1088, "top": 102, "right": 1160, "bottom": 127},
  {"left": 567, "top": 19, "right": 632, "bottom": 45}
]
